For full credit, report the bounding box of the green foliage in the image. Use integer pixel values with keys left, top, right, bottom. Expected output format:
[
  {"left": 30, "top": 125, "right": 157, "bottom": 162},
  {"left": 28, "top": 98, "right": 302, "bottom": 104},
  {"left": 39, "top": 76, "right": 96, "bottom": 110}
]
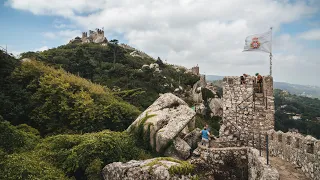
[
  {"left": 201, "top": 88, "right": 215, "bottom": 102},
  {"left": 0, "top": 121, "right": 40, "bottom": 154},
  {"left": 16, "top": 124, "right": 40, "bottom": 136},
  {"left": 0, "top": 152, "right": 68, "bottom": 180},
  {"left": 275, "top": 89, "right": 320, "bottom": 138},
  {"left": 142, "top": 157, "right": 194, "bottom": 176},
  {"left": 0, "top": 50, "right": 19, "bottom": 80},
  {"left": 129, "top": 113, "right": 157, "bottom": 151},
  {"left": 194, "top": 114, "right": 220, "bottom": 136},
  {"left": 35, "top": 130, "right": 148, "bottom": 179},
  {"left": 8, "top": 60, "right": 140, "bottom": 135},
  {"left": 168, "top": 161, "right": 195, "bottom": 176},
  {"left": 21, "top": 43, "right": 198, "bottom": 109}
]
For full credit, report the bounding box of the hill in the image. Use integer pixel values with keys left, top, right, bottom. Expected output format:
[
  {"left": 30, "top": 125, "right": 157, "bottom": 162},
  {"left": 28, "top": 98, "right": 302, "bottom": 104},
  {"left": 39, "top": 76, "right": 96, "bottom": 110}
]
[
  {"left": 207, "top": 74, "right": 320, "bottom": 98},
  {"left": 0, "top": 49, "right": 151, "bottom": 179},
  {"left": 0, "top": 51, "right": 141, "bottom": 135},
  {"left": 274, "top": 89, "right": 320, "bottom": 138},
  {"left": 20, "top": 43, "right": 199, "bottom": 109},
  {"left": 274, "top": 82, "right": 320, "bottom": 99}
]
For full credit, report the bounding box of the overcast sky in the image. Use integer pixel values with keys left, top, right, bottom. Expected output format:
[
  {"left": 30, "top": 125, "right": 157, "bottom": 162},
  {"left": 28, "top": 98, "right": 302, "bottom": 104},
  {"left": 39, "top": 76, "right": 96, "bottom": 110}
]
[{"left": 1, "top": 0, "right": 320, "bottom": 86}]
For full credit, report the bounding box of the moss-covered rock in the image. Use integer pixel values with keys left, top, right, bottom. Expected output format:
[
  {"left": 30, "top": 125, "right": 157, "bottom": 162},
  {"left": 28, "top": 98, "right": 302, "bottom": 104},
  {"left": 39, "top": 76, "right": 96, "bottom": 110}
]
[{"left": 102, "top": 157, "right": 196, "bottom": 180}]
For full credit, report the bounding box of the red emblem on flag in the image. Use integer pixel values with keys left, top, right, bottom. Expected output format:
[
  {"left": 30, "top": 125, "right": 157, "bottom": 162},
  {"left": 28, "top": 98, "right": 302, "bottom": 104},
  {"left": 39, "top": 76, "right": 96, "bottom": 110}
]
[{"left": 250, "top": 37, "right": 260, "bottom": 49}]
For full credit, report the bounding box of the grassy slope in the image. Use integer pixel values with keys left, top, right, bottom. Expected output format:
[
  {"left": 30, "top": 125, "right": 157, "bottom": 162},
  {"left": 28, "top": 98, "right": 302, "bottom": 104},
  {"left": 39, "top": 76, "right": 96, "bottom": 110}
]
[{"left": 21, "top": 43, "right": 199, "bottom": 109}]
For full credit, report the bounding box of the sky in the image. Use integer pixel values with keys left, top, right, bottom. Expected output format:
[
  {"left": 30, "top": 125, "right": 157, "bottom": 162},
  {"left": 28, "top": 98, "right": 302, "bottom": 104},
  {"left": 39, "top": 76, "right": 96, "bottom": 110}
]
[{"left": 0, "top": 0, "right": 320, "bottom": 86}]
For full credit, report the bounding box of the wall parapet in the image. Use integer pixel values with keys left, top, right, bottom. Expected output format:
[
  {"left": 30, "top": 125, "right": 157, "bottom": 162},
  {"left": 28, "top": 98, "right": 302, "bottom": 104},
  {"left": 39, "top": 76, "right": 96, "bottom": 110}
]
[
  {"left": 191, "top": 146, "right": 279, "bottom": 180},
  {"left": 267, "top": 130, "right": 320, "bottom": 179}
]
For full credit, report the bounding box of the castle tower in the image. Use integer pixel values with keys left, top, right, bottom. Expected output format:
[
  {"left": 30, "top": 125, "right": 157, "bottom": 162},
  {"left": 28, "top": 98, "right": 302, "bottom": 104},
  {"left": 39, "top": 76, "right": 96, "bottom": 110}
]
[
  {"left": 82, "top": 32, "right": 87, "bottom": 38},
  {"left": 191, "top": 64, "right": 200, "bottom": 76},
  {"left": 219, "top": 75, "right": 275, "bottom": 144}
]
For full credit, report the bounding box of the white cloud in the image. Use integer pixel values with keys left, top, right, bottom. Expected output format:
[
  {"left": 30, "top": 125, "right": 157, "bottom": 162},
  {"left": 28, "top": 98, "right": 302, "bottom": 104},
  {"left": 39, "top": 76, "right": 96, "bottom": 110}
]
[
  {"left": 6, "top": 0, "right": 107, "bottom": 17},
  {"left": 298, "top": 29, "right": 320, "bottom": 40},
  {"left": 42, "top": 32, "right": 56, "bottom": 39},
  {"left": 42, "top": 29, "right": 81, "bottom": 43},
  {"left": 53, "top": 19, "right": 76, "bottom": 29},
  {"left": 34, "top": 46, "right": 49, "bottom": 52},
  {"left": 6, "top": 0, "right": 320, "bottom": 86}
]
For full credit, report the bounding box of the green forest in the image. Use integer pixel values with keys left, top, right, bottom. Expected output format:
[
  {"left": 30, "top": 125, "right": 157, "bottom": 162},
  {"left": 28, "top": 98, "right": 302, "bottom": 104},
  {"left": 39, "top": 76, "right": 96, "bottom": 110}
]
[
  {"left": 0, "top": 44, "right": 199, "bottom": 180},
  {"left": 274, "top": 89, "right": 320, "bottom": 139}
]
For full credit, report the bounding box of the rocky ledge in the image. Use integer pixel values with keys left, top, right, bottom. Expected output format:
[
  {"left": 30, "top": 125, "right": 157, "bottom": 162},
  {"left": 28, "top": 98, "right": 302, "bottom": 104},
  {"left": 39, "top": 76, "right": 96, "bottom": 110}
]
[{"left": 102, "top": 157, "right": 197, "bottom": 180}]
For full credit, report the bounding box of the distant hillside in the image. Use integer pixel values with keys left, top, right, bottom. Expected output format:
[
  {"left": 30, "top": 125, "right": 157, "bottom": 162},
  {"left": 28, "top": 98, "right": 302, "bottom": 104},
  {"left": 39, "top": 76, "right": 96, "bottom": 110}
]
[
  {"left": 274, "top": 82, "right": 320, "bottom": 99},
  {"left": 207, "top": 74, "right": 320, "bottom": 99},
  {"left": 274, "top": 89, "right": 320, "bottom": 138},
  {"left": 20, "top": 43, "right": 199, "bottom": 109},
  {"left": 206, "top": 75, "right": 224, "bottom": 81}
]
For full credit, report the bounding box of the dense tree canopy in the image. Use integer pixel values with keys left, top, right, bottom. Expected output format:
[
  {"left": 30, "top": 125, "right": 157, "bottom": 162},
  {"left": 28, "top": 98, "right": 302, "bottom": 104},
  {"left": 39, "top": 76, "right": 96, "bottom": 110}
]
[
  {"left": 274, "top": 89, "right": 320, "bottom": 138},
  {"left": 8, "top": 60, "right": 140, "bottom": 135}
]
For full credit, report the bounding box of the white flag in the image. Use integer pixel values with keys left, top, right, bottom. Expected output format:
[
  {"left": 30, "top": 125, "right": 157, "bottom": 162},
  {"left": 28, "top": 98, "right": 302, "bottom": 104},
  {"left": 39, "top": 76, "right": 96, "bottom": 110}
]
[{"left": 243, "top": 30, "right": 271, "bottom": 53}]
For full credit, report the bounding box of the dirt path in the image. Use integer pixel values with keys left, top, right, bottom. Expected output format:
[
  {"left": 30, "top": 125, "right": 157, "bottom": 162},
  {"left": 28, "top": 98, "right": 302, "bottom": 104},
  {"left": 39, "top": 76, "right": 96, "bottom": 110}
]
[{"left": 267, "top": 155, "right": 309, "bottom": 180}]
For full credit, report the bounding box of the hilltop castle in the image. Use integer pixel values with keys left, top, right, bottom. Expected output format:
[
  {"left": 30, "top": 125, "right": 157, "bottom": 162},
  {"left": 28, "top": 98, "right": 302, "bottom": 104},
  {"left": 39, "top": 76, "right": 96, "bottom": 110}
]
[{"left": 69, "top": 28, "right": 108, "bottom": 44}]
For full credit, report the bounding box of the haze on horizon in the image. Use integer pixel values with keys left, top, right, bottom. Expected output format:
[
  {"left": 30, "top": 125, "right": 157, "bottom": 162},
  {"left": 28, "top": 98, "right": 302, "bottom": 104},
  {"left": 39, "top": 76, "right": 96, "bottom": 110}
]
[{"left": 0, "top": 0, "right": 320, "bottom": 86}]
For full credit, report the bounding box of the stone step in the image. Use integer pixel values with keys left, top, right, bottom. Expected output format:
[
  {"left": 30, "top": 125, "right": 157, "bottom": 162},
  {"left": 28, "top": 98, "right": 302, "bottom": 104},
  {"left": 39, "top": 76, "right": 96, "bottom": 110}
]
[
  {"left": 255, "top": 93, "right": 264, "bottom": 98},
  {"left": 255, "top": 105, "right": 266, "bottom": 110},
  {"left": 254, "top": 101, "right": 264, "bottom": 105}
]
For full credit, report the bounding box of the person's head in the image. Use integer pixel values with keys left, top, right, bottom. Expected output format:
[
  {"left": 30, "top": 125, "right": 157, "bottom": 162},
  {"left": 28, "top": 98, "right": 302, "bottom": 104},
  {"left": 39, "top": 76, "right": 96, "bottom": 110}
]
[{"left": 255, "top": 73, "right": 259, "bottom": 76}]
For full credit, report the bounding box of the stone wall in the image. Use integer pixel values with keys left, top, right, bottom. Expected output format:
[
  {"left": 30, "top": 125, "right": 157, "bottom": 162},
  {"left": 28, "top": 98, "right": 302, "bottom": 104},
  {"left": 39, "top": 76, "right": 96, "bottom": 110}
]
[
  {"left": 219, "top": 75, "right": 274, "bottom": 143},
  {"left": 267, "top": 130, "right": 320, "bottom": 179},
  {"left": 191, "top": 146, "right": 279, "bottom": 180},
  {"left": 247, "top": 148, "right": 279, "bottom": 180}
]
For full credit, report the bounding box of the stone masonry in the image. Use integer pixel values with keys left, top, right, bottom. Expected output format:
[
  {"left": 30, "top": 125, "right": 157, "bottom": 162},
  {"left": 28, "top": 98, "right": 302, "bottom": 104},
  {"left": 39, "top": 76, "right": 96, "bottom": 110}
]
[
  {"left": 219, "top": 75, "right": 275, "bottom": 142},
  {"left": 190, "top": 146, "right": 279, "bottom": 180},
  {"left": 69, "top": 28, "right": 108, "bottom": 44},
  {"left": 267, "top": 130, "right": 320, "bottom": 179}
]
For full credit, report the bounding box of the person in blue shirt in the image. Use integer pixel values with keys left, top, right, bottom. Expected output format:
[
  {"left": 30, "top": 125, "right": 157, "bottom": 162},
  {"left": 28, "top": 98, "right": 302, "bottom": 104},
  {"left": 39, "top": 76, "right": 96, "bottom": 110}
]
[{"left": 200, "top": 124, "right": 210, "bottom": 147}]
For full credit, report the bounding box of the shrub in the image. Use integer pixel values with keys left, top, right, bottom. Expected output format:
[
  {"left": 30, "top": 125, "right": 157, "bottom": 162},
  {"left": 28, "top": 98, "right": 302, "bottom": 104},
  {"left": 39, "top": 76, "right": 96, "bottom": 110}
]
[
  {"left": 0, "top": 121, "right": 40, "bottom": 153},
  {"left": 35, "top": 130, "right": 149, "bottom": 179},
  {"left": 0, "top": 152, "right": 68, "bottom": 180},
  {"left": 10, "top": 60, "right": 140, "bottom": 135}
]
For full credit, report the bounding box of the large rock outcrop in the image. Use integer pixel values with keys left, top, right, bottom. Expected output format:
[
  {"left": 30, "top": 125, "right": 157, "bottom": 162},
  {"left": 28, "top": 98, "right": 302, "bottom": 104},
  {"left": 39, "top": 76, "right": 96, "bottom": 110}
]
[
  {"left": 208, "top": 98, "right": 223, "bottom": 117},
  {"left": 102, "top": 157, "right": 196, "bottom": 180},
  {"left": 183, "top": 128, "right": 202, "bottom": 149},
  {"left": 127, "top": 93, "right": 196, "bottom": 159},
  {"left": 191, "top": 76, "right": 206, "bottom": 103}
]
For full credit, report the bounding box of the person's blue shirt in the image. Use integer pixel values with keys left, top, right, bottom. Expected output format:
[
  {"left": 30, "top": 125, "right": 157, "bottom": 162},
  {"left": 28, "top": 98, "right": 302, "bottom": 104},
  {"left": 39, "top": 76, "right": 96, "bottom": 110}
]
[{"left": 201, "top": 129, "right": 209, "bottom": 139}]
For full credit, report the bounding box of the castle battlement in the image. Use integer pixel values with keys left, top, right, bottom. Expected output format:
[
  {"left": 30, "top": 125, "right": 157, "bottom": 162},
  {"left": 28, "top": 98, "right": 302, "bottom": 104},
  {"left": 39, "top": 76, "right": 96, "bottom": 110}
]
[
  {"left": 216, "top": 74, "right": 319, "bottom": 179},
  {"left": 70, "top": 28, "right": 107, "bottom": 44},
  {"left": 267, "top": 130, "right": 320, "bottom": 179}
]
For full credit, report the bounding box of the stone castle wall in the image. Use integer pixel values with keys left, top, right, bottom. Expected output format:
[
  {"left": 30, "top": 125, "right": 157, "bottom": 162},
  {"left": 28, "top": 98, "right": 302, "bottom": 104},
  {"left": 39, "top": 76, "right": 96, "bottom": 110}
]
[
  {"left": 191, "top": 146, "right": 279, "bottom": 180},
  {"left": 219, "top": 75, "right": 274, "bottom": 142},
  {"left": 267, "top": 130, "right": 320, "bottom": 179},
  {"left": 70, "top": 29, "right": 107, "bottom": 44}
]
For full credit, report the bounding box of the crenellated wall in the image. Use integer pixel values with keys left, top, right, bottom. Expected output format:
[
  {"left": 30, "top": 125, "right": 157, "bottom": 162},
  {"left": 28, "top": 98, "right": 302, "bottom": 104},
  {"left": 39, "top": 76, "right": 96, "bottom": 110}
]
[
  {"left": 267, "top": 130, "right": 320, "bottom": 179},
  {"left": 219, "top": 75, "right": 274, "bottom": 143}
]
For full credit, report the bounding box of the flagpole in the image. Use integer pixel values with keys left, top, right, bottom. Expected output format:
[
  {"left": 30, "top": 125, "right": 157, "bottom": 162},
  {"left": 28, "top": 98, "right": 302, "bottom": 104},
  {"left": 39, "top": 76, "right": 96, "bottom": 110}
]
[{"left": 270, "top": 27, "right": 273, "bottom": 76}]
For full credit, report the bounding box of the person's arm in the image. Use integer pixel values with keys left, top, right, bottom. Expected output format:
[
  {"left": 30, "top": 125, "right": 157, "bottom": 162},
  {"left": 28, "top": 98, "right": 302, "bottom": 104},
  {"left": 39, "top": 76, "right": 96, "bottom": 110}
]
[{"left": 207, "top": 131, "right": 210, "bottom": 136}]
